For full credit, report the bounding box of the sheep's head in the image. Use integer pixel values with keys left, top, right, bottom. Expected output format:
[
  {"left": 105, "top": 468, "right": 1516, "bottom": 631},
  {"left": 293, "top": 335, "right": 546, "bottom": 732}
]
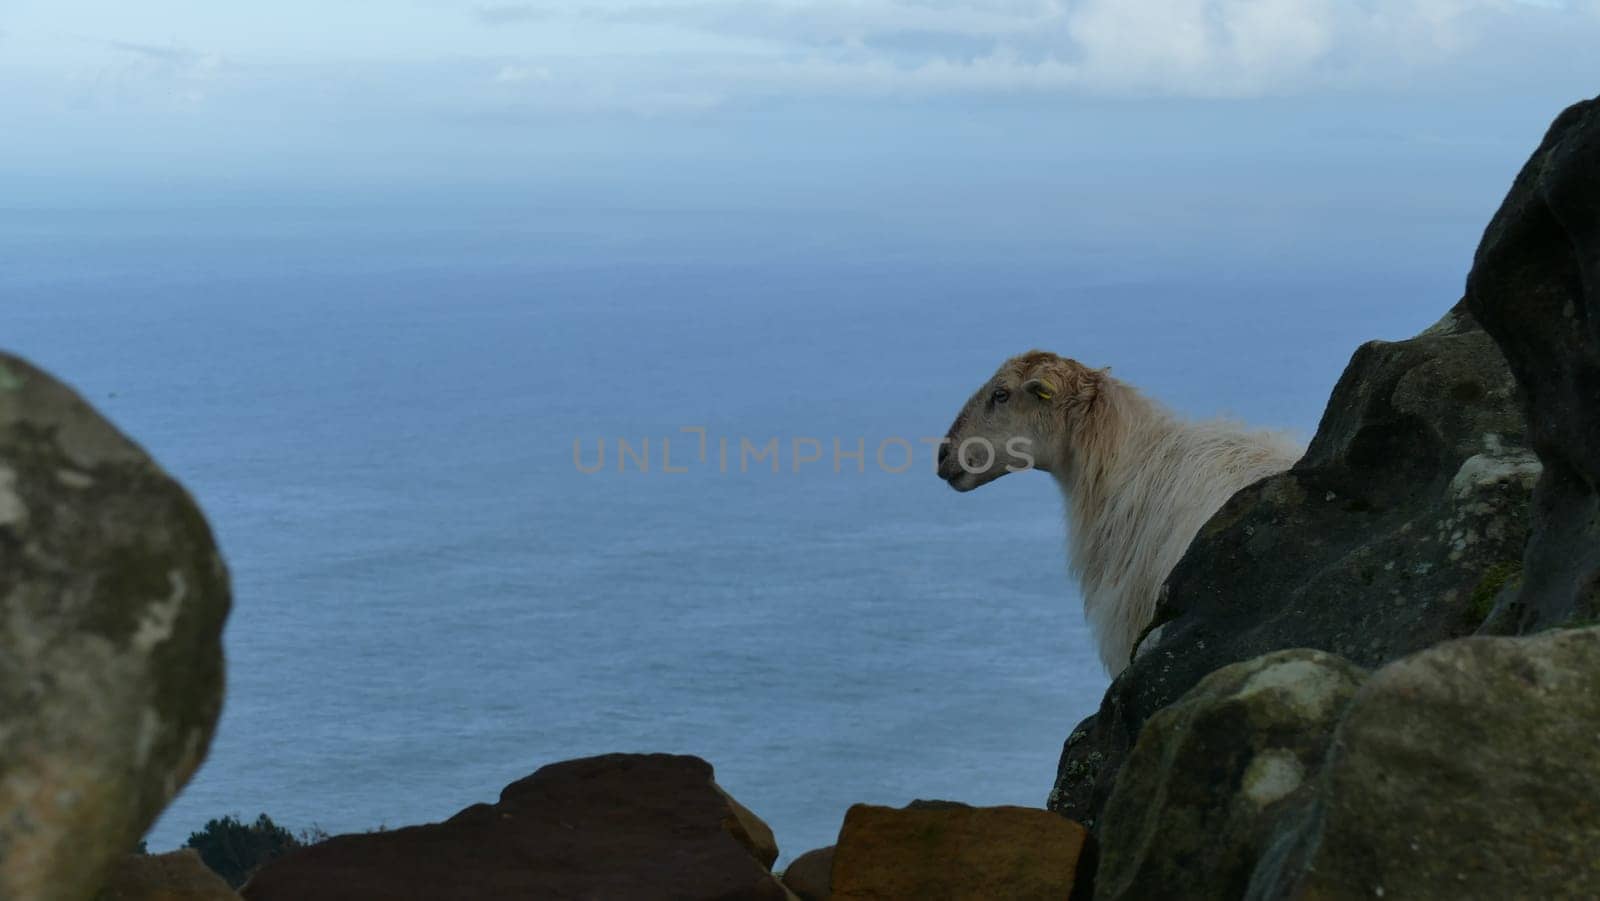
[{"left": 938, "top": 350, "right": 1104, "bottom": 492}]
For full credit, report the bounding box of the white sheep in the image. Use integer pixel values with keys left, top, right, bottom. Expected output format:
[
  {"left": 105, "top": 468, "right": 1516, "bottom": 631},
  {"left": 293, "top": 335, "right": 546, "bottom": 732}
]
[{"left": 937, "top": 350, "right": 1302, "bottom": 674}]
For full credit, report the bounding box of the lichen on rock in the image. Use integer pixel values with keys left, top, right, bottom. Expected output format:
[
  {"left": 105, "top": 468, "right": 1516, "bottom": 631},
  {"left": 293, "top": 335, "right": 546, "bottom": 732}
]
[
  {"left": 1249, "top": 628, "right": 1600, "bottom": 898},
  {"left": 0, "top": 352, "right": 231, "bottom": 901},
  {"left": 1093, "top": 650, "right": 1366, "bottom": 901}
]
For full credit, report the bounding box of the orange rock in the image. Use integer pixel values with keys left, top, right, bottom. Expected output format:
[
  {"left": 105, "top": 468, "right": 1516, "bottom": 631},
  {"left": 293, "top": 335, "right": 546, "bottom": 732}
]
[
  {"left": 831, "top": 801, "right": 1087, "bottom": 901},
  {"left": 96, "top": 850, "right": 240, "bottom": 900}
]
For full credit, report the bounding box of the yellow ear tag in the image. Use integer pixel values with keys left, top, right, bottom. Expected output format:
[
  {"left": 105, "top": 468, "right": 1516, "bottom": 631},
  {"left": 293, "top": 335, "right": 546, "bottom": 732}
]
[{"left": 1035, "top": 387, "right": 1053, "bottom": 400}]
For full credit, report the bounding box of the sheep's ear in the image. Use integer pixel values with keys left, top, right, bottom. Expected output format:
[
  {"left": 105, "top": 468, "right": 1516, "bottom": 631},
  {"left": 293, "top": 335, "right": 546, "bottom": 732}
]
[{"left": 1023, "top": 378, "right": 1056, "bottom": 401}]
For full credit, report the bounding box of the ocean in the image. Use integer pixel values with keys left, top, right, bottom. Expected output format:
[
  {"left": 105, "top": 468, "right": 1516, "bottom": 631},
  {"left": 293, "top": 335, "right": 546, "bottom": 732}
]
[{"left": 2, "top": 147, "right": 1502, "bottom": 862}]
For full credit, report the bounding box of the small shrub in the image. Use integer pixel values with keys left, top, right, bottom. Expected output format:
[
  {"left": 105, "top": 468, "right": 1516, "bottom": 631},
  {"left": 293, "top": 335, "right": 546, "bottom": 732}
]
[{"left": 184, "top": 813, "right": 302, "bottom": 888}]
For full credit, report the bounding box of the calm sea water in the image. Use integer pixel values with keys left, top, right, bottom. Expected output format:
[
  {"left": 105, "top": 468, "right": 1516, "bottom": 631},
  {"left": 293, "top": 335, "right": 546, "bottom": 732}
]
[{"left": 2, "top": 166, "right": 1492, "bottom": 862}]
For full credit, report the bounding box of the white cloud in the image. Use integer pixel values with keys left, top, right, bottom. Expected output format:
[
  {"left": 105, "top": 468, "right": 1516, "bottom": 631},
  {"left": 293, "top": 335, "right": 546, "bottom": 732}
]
[
  {"left": 1062, "top": 0, "right": 1337, "bottom": 94},
  {"left": 492, "top": 63, "right": 550, "bottom": 83},
  {"left": 465, "top": 0, "right": 1597, "bottom": 99},
  {"left": 0, "top": 0, "right": 1595, "bottom": 130},
  {"left": 55, "top": 38, "right": 227, "bottom": 110}
]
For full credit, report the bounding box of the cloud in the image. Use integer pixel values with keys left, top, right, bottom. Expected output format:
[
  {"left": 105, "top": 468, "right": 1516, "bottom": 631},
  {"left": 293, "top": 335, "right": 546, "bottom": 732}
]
[
  {"left": 108, "top": 39, "right": 206, "bottom": 64},
  {"left": 475, "top": 4, "right": 548, "bottom": 26},
  {"left": 4, "top": 0, "right": 1593, "bottom": 146},
  {"left": 70, "top": 39, "right": 227, "bottom": 110},
  {"left": 474, "top": 1, "right": 1061, "bottom": 51},
  {"left": 492, "top": 63, "right": 551, "bottom": 83},
  {"left": 466, "top": 0, "right": 1598, "bottom": 99}
]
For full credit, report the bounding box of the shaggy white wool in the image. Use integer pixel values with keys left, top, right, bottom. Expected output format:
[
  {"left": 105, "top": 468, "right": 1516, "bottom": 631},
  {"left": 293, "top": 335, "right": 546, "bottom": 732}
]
[{"left": 1058, "top": 377, "right": 1301, "bottom": 673}]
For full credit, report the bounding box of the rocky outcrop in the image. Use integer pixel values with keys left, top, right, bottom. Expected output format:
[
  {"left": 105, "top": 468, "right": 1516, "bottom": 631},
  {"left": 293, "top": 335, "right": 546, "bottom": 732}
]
[
  {"left": 1053, "top": 96, "right": 1600, "bottom": 832},
  {"left": 1248, "top": 627, "right": 1600, "bottom": 898},
  {"left": 1052, "top": 305, "right": 1535, "bottom": 826},
  {"left": 1057, "top": 95, "right": 1600, "bottom": 894},
  {"left": 781, "top": 845, "right": 835, "bottom": 901},
  {"left": 1093, "top": 651, "right": 1367, "bottom": 900},
  {"left": 830, "top": 801, "right": 1088, "bottom": 901},
  {"left": 95, "top": 850, "right": 240, "bottom": 901},
  {"left": 1465, "top": 95, "right": 1600, "bottom": 633},
  {"left": 241, "top": 753, "right": 790, "bottom": 901},
  {"left": 1093, "top": 629, "right": 1600, "bottom": 899},
  {"left": 0, "top": 352, "right": 231, "bottom": 901}
]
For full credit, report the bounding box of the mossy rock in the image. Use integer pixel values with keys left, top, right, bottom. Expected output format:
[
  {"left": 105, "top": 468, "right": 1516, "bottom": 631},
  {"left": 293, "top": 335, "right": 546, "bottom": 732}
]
[{"left": 0, "top": 351, "right": 231, "bottom": 901}]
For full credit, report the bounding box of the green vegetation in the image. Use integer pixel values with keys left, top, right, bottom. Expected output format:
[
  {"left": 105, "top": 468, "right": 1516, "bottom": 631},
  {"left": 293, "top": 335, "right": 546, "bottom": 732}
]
[
  {"left": 183, "top": 814, "right": 307, "bottom": 888},
  {"left": 1469, "top": 561, "right": 1523, "bottom": 624}
]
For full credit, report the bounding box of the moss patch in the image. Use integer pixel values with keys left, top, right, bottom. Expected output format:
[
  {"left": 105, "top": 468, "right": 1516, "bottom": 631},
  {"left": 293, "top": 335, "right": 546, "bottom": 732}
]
[{"left": 1469, "top": 561, "right": 1523, "bottom": 624}]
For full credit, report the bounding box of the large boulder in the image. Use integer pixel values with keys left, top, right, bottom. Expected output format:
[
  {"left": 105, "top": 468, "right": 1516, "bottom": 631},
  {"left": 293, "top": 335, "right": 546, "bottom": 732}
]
[
  {"left": 241, "top": 753, "right": 790, "bottom": 901},
  {"left": 1052, "top": 305, "right": 1534, "bottom": 826},
  {"left": 781, "top": 845, "right": 835, "bottom": 901},
  {"left": 1249, "top": 627, "right": 1600, "bottom": 898},
  {"left": 1093, "top": 650, "right": 1367, "bottom": 901},
  {"left": 829, "top": 800, "right": 1088, "bottom": 901},
  {"left": 1465, "top": 94, "right": 1600, "bottom": 633},
  {"left": 0, "top": 352, "right": 231, "bottom": 901},
  {"left": 1090, "top": 631, "right": 1600, "bottom": 898},
  {"left": 95, "top": 850, "right": 240, "bottom": 901}
]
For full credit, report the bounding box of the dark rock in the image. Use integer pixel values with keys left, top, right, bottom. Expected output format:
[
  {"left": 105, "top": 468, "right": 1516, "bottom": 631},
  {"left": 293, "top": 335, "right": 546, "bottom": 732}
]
[
  {"left": 716, "top": 784, "right": 781, "bottom": 870},
  {"left": 0, "top": 352, "right": 231, "bottom": 901},
  {"left": 241, "top": 753, "right": 789, "bottom": 901},
  {"left": 1248, "top": 628, "right": 1600, "bottom": 898},
  {"left": 1051, "top": 307, "right": 1534, "bottom": 827},
  {"left": 1465, "top": 94, "right": 1600, "bottom": 633},
  {"left": 1094, "top": 650, "right": 1366, "bottom": 901},
  {"left": 95, "top": 850, "right": 240, "bottom": 901},
  {"left": 830, "top": 801, "right": 1087, "bottom": 901},
  {"left": 781, "top": 845, "right": 834, "bottom": 901}
]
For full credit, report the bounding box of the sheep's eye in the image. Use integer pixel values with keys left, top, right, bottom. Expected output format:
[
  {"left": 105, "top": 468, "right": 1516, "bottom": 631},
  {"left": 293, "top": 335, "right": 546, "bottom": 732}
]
[{"left": 992, "top": 388, "right": 1011, "bottom": 404}]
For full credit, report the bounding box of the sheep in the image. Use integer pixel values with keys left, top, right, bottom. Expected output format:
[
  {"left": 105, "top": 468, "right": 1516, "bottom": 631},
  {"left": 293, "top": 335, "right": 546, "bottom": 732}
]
[{"left": 936, "top": 350, "right": 1302, "bottom": 675}]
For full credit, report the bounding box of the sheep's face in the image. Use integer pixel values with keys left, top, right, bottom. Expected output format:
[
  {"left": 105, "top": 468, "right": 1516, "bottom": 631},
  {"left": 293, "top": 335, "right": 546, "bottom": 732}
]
[{"left": 938, "top": 350, "right": 1099, "bottom": 492}]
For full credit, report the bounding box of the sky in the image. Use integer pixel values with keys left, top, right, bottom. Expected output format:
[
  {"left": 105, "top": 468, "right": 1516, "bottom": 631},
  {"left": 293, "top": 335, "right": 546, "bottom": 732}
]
[{"left": 0, "top": 1, "right": 1596, "bottom": 196}]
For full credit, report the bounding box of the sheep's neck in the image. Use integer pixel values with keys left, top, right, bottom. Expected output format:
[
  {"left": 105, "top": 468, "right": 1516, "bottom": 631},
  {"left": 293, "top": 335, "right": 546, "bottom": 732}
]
[{"left": 1049, "top": 380, "right": 1171, "bottom": 585}]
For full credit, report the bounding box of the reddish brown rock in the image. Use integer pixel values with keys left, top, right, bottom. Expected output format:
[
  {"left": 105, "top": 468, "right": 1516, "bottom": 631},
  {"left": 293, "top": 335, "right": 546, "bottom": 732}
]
[
  {"left": 241, "top": 754, "right": 788, "bottom": 901},
  {"left": 95, "top": 850, "right": 239, "bottom": 901},
  {"left": 781, "top": 845, "right": 834, "bottom": 901},
  {"left": 830, "top": 801, "right": 1088, "bottom": 901}
]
